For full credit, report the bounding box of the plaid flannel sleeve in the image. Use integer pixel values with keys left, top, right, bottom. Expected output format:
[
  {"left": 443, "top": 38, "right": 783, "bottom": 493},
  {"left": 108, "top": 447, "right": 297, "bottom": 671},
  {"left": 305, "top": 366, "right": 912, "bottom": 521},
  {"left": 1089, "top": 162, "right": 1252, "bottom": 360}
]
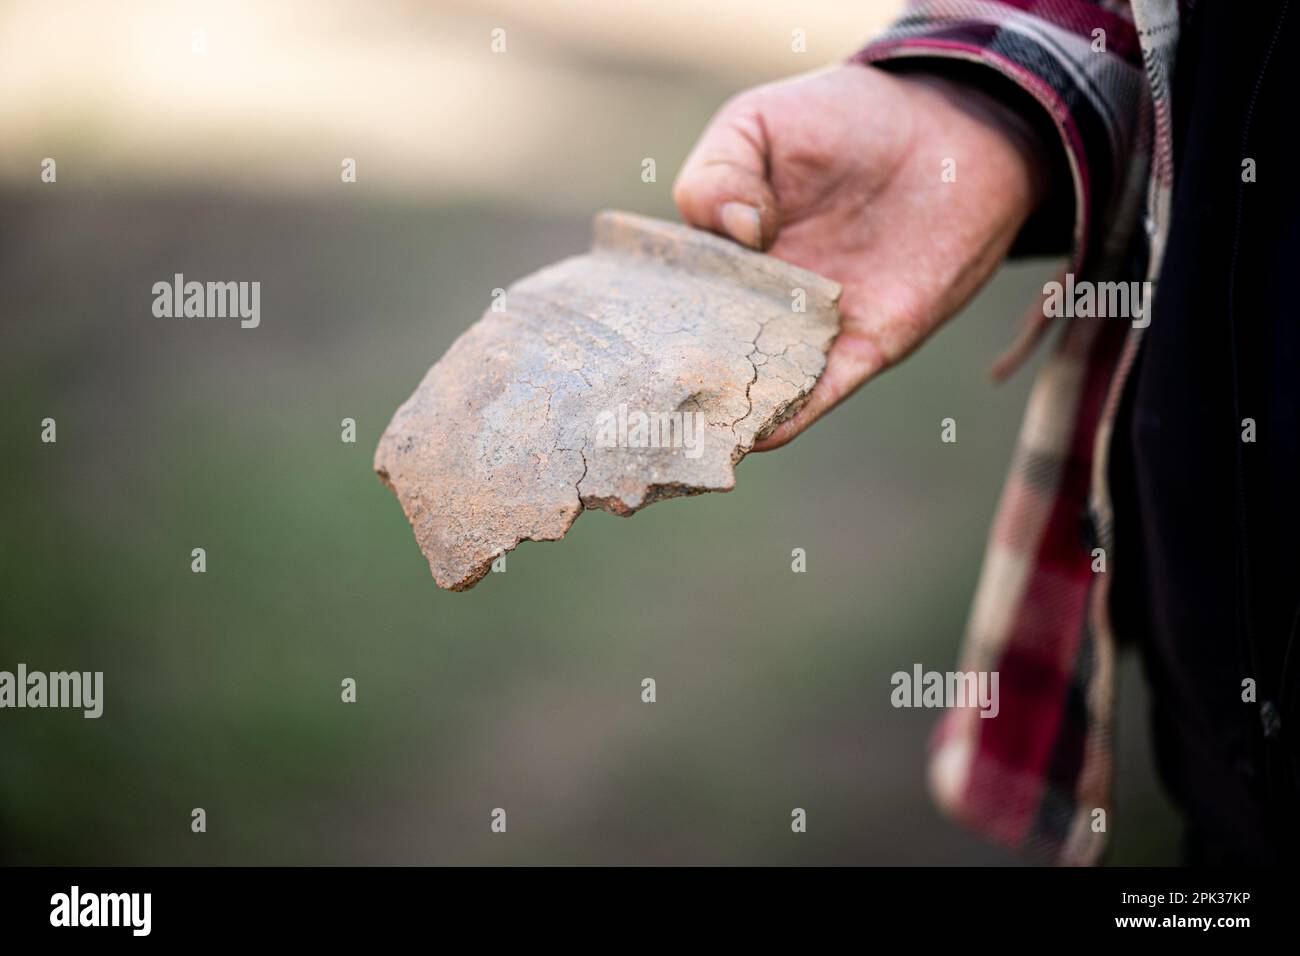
[
  {"left": 854, "top": 0, "right": 1151, "bottom": 279},
  {"left": 853, "top": 1, "right": 1161, "bottom": 865}
]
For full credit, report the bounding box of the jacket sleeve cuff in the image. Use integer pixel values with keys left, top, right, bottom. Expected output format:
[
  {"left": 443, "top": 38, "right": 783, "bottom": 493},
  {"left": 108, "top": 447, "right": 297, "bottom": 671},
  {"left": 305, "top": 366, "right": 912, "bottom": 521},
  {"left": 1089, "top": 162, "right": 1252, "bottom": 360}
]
[{"left": 852, "top": 11, "right": 1148, "bottom": 276}]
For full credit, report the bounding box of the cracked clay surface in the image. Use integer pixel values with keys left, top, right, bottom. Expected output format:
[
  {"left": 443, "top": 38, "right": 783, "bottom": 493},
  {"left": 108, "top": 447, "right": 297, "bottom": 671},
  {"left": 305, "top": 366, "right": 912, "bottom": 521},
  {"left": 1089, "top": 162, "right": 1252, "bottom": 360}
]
[{"left": 374, "top": 211, "right": 841, "bottom": 590}]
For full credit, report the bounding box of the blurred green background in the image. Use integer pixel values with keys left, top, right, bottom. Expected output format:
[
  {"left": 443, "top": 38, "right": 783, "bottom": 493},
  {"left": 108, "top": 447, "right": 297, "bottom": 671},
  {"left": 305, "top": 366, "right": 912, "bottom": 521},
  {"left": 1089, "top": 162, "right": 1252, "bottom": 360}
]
[{"left": 0, "top": 0, "right": 1177, "bottom": 865}]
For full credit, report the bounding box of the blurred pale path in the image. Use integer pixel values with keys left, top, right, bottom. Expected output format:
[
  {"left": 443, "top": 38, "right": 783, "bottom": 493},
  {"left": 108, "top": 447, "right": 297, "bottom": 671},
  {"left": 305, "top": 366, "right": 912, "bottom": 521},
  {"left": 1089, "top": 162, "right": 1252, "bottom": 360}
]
[
  {"left": 0, "top": 0, "right": 900, "bottom": 205},
  {"left": 0, "top": 0, "right": 1179, "bottom": 864}
]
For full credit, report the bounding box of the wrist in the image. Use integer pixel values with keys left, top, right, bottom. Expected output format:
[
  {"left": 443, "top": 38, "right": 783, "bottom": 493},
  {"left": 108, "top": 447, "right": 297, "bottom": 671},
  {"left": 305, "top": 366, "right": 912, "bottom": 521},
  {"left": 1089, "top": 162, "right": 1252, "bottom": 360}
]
[
  {"left": 896, "top": 71, "right": 1053, "bottom": 215},
  {"left": 889, "top": 67, "right": 1060, "bottom": 222}
]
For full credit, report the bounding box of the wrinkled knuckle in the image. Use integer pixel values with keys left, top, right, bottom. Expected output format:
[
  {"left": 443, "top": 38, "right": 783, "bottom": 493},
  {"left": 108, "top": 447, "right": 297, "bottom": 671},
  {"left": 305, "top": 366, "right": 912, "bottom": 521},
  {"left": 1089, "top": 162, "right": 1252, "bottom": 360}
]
[{"left": 719, "top": 85, "right": 765, "bottom": 116}]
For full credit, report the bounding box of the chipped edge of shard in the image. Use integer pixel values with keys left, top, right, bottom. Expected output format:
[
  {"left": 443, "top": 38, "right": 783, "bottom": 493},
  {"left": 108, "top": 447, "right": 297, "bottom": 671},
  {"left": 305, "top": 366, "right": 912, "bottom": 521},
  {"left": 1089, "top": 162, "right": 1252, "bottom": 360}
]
[{"left": 376, "top": 211, "right": 842, "bottom": 590}]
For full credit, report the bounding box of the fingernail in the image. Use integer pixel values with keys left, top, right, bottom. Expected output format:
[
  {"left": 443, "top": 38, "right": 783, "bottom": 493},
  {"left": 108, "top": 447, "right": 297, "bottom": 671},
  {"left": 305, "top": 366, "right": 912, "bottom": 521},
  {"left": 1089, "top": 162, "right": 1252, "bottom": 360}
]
[{"left": 720, "top": 201, "right": 762, "bottom": 249}]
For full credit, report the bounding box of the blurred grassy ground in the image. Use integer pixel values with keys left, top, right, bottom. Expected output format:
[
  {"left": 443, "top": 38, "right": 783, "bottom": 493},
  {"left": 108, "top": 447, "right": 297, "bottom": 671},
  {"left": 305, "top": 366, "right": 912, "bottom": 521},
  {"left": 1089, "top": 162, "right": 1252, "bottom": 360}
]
[
  {"left": 0, "top": 189, "right": 1178, "bottom": 864},
  {"left": 0, "top": 0, "right": 1179, "bottom": 865}
]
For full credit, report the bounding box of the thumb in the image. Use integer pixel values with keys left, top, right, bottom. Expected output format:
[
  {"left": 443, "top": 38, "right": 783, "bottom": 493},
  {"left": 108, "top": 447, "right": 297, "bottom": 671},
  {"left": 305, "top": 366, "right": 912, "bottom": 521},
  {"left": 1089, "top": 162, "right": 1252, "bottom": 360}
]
[{"left": 673, "top": 106, "right": 779, "bottom": 250}]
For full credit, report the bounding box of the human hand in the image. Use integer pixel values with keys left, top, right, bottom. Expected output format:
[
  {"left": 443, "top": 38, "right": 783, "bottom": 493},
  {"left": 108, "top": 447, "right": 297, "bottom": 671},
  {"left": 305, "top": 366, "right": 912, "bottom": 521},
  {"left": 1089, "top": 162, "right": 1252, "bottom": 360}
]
[{"left": 673, "top": 64, "right": 1051, "bottom": 449}]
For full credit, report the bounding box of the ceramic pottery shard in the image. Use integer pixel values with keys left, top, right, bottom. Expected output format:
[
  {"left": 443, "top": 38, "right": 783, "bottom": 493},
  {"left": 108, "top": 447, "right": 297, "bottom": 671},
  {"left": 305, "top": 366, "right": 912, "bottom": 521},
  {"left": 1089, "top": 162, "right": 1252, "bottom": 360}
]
[{"left": 375, "top": 210, "right": 841, "bottom": 591}]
